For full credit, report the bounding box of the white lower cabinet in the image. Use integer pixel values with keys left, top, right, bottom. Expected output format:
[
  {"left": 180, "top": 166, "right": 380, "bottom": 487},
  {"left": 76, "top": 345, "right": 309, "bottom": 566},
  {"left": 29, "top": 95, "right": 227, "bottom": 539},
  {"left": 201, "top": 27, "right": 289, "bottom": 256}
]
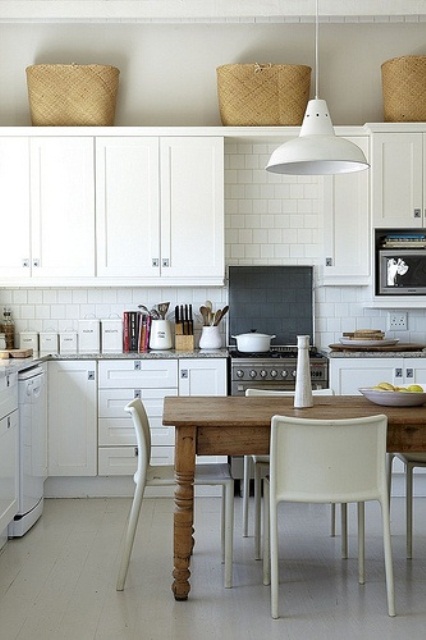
[
  {"left": 330, "top": 357, "right": 426, "bottom": 394},
  {"left": 47, "top": 361, "right": 97, "bottom": 476},
  {"left": 97, "top": 359, "right": 178, "bottom": 476},
  {"left": 0, "top": 409, "right": 18, "bottom": 536}
]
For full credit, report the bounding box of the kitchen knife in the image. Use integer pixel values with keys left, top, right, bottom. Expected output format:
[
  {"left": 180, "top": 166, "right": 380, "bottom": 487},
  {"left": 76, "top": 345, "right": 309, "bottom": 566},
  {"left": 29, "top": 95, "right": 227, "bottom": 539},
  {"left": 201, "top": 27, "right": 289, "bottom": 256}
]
[{"left": 188, "top": 304, "right": 193, "bottom": 335}]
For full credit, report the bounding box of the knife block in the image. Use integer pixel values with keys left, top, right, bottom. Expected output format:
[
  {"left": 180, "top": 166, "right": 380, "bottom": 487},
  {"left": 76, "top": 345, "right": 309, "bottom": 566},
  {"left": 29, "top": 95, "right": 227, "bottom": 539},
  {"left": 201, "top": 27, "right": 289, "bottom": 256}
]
[{"left": 174, "top": 334, "right": 194, "bottom": 351}]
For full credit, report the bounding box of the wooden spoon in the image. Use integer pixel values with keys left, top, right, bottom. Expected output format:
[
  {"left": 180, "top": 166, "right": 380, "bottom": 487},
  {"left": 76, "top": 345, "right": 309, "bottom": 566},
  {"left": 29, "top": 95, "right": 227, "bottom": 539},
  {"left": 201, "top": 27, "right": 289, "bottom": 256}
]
[
  {"left": 199, "top": 306, "right": 210, "bottom": 326},
  {"left": 214, "top": 305, "right": 229, "bottom": 325}
]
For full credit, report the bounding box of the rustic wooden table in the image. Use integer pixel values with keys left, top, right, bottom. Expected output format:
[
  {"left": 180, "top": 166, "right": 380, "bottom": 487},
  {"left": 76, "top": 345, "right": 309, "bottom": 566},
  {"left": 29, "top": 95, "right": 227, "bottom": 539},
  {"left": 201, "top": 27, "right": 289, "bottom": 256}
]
[{"left": 162, "top": 394, "right": 426, "bottom": 601}]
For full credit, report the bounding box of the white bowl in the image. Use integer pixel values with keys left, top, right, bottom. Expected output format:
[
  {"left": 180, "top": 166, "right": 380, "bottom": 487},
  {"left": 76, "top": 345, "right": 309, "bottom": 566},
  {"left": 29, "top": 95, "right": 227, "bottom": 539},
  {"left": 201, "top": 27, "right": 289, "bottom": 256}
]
[{"left": 359, "top": 386, "right": 426, "bottom": 407}]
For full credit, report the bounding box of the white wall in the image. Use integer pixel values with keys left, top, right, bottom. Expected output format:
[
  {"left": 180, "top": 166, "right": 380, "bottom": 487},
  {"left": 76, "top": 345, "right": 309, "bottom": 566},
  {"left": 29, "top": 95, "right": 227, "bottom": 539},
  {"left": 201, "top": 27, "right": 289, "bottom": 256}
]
[
  {"left": 1, "top": 20, "right": 426, "bottom": 349},
  {"left": 1, "top": 22, "right": 426, "bottom": 126}
]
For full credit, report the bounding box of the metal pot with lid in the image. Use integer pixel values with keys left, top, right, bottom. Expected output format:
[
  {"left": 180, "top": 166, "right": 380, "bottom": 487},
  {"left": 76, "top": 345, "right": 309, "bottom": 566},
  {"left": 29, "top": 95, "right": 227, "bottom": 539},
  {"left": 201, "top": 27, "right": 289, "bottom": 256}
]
[{"left": 232, "top": 331, "right": 276, "bottom": 353}]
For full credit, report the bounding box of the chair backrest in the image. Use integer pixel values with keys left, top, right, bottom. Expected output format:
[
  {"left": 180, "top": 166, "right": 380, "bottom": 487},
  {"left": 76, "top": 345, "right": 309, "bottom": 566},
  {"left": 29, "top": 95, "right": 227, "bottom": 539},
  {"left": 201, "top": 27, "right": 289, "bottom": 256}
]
[
  {"left": 124, "top": 398, "right": 151, "bottom": 481},
  {"left": 245, "top": 388, "right": 334, "bottom": 396},
  {"left": 269, "top": 414, "right": 388, "bottom": 505}
]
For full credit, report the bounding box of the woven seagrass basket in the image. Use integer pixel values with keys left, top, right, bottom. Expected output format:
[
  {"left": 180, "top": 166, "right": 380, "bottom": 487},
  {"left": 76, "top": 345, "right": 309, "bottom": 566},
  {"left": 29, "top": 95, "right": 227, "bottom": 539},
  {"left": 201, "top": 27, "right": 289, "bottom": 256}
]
[
  {"left": 381, "top": 56, "right": 426, "bottom": 122},
  {"left": 216, "top": 63, "right": 311, "bottom": 126},
  {"left": 26, "top": 64, "right": 120, "bottom": 126}
]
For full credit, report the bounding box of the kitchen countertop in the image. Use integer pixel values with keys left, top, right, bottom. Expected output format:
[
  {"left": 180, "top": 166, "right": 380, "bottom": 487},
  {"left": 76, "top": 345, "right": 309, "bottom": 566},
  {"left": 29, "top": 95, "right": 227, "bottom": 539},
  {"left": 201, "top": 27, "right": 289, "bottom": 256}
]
[
  {"left": 326, "top": 348, "right": 426, "bottom": 358},
  {"left": 0, "top": 348, "right": 229, "bottom": 378}
]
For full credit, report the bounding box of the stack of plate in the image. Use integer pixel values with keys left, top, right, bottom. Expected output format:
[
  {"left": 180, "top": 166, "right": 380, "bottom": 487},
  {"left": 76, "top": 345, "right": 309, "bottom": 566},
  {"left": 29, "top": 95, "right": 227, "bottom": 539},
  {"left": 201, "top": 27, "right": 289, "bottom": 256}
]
[{"left": 340, "top": 329, "right": 399, "bottom": 348}]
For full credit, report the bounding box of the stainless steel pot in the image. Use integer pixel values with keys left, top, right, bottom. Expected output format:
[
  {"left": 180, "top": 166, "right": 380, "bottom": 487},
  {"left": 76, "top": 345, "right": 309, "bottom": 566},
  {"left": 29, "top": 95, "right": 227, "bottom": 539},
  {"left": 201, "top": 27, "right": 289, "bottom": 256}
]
[{"left": 232, "top": 332, "right": 276, "bottom": 353}]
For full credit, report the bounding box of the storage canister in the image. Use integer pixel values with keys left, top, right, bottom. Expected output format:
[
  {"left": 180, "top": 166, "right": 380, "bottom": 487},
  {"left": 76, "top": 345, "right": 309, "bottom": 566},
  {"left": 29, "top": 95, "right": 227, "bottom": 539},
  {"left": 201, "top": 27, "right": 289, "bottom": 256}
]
[
  {"left": 78, "top": 318, "right": 100, "bottom": 354},
  {"left": 19, "top": 331, "right": 39, "bottom": 352},
  {"left": 39, "top": 331, "right": 59, "bottom": 354},
  {"left": 59, "top": 331, "right": 78, "bottom": 354},
  {"left": 101, "top": 318, "right": 123, "bottom": 353}
]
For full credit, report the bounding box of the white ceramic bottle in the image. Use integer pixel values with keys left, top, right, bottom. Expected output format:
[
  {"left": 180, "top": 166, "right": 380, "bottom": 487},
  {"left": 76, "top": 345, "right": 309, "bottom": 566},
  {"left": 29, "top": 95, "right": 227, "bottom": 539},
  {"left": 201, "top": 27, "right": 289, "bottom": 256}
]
[{"left": 294, "top": 335, "right": 313, "bottom": 408}]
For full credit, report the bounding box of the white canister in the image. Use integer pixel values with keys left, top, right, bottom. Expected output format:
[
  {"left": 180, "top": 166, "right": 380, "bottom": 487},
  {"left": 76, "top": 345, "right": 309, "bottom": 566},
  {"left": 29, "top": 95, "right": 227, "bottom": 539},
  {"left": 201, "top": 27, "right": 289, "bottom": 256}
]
[
  {"left": 78, "top": 318, "right": 100, "bottom": 354},
  {"left": 149, "top": 319, "right": 173, "bottom": 350},
  {"left": 59, "top": 331, "right": 78, "bottom": 354},
  {"left": 101, "top": 318, "right": 123, "bottom": 353},
  {"left": 39, "top": 331, "right": 59, "bottom": 354},
  {"left": 19, "top": 331, "right": 39, "bottom": 352}
]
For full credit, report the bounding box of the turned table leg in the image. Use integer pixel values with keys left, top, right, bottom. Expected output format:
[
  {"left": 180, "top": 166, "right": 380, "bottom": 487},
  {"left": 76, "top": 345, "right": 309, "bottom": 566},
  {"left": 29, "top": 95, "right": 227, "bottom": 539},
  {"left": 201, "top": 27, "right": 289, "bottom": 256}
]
[{"left": 172, "top": 425, "right": 196, "bottom": 600}]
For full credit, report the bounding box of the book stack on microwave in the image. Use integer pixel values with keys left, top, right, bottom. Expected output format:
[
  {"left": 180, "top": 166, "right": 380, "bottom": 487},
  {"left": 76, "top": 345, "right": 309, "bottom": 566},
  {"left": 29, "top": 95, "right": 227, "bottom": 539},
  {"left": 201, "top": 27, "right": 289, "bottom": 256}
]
[{"left": 123, "top": 311, "right": 152, "bottom": 353}]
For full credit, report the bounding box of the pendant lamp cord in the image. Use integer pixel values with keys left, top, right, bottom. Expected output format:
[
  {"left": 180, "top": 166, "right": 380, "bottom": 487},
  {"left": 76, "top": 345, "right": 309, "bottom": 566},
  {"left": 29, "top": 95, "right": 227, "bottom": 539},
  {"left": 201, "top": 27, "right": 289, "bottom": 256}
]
[{"left": 315, "top": 0, "right": 319, "bottom": 99}]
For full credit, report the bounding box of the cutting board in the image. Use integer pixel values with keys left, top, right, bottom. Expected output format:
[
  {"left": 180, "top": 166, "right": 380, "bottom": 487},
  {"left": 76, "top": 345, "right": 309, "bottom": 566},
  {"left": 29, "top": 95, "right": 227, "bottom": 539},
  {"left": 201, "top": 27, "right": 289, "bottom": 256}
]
[
  {"left": 0, "top": 348, "right": 33, "bottom": 359},
  {"left": 329, "top": 343, "right": 425, "bottom": 352}
]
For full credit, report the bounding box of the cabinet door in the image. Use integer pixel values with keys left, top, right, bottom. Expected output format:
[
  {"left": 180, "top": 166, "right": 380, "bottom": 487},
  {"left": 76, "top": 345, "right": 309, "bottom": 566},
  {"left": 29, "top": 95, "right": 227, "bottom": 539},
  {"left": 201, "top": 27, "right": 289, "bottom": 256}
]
[
  {"left": 371, "top": 133, "right": 423, "bottom": 228},
  {"left": 399, "top": 358, "right": 426, "bottom": 384},
  {"left": 160, "top": 137, "right": 224, "bottom": 283},
  {"left": 95, "top": 137, "right": 160, "bottom": 278},
  {"left": 323, "top": 137, "right": 370, "bottom": 285},
  {"left": 330, "top": 358, "right": 403, "bottom": 395},
  {"left": 178, "top": 358, "right": 227, "bottom": 396},
  {"left": 0, "top": 138, "right": 31, "bottom": 280},
  {"left": 30, "top": 137, "right": 96, "bottom": 278},
  {"left": 48, "top": 361, "right": 97, "bottom": 476},
  {"left": 0, "top": 410, "right": 18, "bottom": 532}
]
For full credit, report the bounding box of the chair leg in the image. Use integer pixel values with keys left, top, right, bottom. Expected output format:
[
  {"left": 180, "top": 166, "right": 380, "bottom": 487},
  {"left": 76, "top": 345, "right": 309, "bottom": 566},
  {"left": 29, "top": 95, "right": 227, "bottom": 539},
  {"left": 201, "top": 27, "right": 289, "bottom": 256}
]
[
  {"left": 270, "top": 490, "right": 279, "bottom": 619},
  {"left": 381, "top": 497, "right": 396, "bottom": 616},
  {"left": 406, "top": 463, "right": 414, "bottom": 560},
  {"left": 116, "top": 482, "right": 145, "bottom": 591},
  {"left": 242, "top": 455, "right": 251, "bottom": 537},
  {"left": 262, "top": 479, "right": 271, "bottom": 586},
  {"left": 341, "top": 503, "right": 348, "bottom": 559},
  {"left": 254, "top": 462, "right": 263, "bottom": 560},
  {"left": 330, "top": 503, "right": 336, "bottom": 536},
  {"left": 223, "top": 481, "right": 234, "bottom": 588},
  {"left": 357, "top": 502, "right": 365, "bottom": 585}
]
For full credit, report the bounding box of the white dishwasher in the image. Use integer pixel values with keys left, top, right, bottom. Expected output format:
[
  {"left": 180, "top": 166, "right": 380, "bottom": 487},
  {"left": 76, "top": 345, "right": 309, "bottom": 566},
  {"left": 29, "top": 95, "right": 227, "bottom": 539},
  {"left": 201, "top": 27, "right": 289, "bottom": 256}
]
[{"left": 9, "top": 364, "right": 47, "bottom": 537}]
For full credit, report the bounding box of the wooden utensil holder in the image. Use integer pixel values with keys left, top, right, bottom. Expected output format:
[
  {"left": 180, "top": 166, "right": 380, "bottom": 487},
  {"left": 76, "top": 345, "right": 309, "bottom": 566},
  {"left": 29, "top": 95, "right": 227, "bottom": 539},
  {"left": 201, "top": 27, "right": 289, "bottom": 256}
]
[{"left": 174, "top": 334, "right": 194, "bottom": 351}]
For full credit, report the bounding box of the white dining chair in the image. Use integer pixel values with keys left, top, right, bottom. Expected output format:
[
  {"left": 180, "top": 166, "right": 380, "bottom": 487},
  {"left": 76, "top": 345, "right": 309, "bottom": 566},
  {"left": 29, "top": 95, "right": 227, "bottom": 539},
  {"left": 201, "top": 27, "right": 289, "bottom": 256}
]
[
  {"left": 388, "top": 451, "right": 426, "bottom": 559},
  {"left": 243, "top": 388, "right": 343, "bottom": 560},
  {"left": 262, "top": 413, "right": 395, "bottom": 619},
  {"left": 116, "top": 398, "right": 234, "bottom": 591}
]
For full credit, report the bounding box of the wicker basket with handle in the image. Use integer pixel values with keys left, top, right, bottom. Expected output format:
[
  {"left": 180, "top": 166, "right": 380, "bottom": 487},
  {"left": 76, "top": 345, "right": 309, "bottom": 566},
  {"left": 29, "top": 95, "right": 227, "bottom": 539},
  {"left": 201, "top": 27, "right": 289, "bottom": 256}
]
[
  {"left": 216, "top": 63, "right": 311, "bottom": 126},
  {"left": 381, "top": 56, "right": 426, "bottom": 122},
  {"left": 26, "top": 63, "right": 120, "bottom": 126}
]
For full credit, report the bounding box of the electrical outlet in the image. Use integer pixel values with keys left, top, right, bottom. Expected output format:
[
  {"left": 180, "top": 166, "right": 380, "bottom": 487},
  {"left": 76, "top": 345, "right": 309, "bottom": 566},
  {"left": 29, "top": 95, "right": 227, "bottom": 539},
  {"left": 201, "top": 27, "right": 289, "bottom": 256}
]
[{"left": 387, "top": 312, "right": 408, "bottom": 331}]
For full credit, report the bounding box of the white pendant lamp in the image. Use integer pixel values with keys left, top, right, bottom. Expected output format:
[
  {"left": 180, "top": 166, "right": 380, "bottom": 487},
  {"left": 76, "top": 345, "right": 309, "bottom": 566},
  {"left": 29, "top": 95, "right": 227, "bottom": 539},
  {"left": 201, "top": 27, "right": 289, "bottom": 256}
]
[{"left": 266, "top": 0, "right": 369, "bottom": 176}]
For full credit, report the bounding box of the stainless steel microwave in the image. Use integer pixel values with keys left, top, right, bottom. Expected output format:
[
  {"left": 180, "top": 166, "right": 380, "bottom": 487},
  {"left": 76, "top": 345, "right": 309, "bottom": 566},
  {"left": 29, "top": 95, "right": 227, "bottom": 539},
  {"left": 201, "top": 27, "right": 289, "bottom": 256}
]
[{"left": 378, "top": 249, "right": 426, "bottom": 295}]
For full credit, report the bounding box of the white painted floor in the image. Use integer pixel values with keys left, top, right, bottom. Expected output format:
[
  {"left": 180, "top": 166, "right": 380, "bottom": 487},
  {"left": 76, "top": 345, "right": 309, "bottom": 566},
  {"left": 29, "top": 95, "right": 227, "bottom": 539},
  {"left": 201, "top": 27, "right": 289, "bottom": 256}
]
[{"left": 1, "top": 496, "right": 426, "bottom": 639}]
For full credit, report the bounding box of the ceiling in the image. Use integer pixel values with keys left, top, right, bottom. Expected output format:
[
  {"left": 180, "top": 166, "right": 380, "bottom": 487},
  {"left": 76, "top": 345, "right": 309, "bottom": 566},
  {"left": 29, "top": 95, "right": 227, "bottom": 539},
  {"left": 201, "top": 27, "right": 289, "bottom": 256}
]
[{"left": 2, "top": 1, "right": 426, "bottom": 23}]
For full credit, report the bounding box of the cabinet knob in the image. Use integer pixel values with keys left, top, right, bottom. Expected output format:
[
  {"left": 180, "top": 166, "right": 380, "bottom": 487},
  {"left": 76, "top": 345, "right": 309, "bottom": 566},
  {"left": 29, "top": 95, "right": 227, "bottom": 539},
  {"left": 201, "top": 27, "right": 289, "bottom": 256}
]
[
  {"left": 22, "top": 258, "right": 30, "bottom": 268},
  {"left": 414, "top": 208, "right": 421, "bottom": 218},
  {"left": 180, "top": 369, "right": 188, "bottom": 379},
  {"left": 395, "top": 368, "right": 403, "bottom": 378},
  {"left": 162, "top": 258, "right": 170, "bottom": 268},
  {"left": 152, "top": 258, "right": 160, "bottom": 267},
  {"left": 33, "top": 258, "right": 40, "bottom": 267},
  {"left": 406, "top": 368, "right": 414, "bottom": 379}
]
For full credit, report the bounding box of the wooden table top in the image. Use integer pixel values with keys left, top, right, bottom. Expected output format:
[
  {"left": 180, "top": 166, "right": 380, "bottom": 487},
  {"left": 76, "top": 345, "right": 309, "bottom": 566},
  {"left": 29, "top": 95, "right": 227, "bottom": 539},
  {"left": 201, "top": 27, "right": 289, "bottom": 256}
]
[
  {"left": 163, "top": 395, "right": 426, "bottom": 427},
  {"left": 163, "top": 395, "right": 426, "bottom": 454}
]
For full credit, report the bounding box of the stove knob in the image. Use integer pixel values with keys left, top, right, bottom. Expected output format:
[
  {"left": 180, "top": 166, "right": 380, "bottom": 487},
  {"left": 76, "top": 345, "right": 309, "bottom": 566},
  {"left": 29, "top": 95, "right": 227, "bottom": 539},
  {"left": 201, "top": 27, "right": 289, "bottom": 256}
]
[
  {"left": 249, "top": 370, "right": 257, "bottom": 378},
  {"left": 292, "top": 370, "right": 297, "bottom": 378},
  {"left": 281, "top": 370, "right": 288, "bottom": 378},
  {"left": 270, "top": 369, "right": 278, "bottom": 378},
  {"left": 260, "top": 370, "right": 267, "bottom": 378},
  {"left": 236, "top": 369, "right": 244, "bottom": 378}
]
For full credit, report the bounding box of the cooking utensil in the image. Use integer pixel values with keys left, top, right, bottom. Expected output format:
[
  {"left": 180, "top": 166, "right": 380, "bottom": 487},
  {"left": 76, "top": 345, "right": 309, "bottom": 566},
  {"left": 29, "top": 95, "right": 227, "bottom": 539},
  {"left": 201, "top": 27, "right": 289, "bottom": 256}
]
[
  {"left": 157, "top": 302, "right": 170, "bottom": 320},
  {"left": 214, "top": 305, "right": 229, "bottom": 326},
  {"left": 200, "top": 305, "right": 210, "bottom": 326},
  {"left": 232, "top": 331, "right": 276, "bottom": 353},
  {"left": 138, "top": 304, "right": 150, "bottom": 315}
]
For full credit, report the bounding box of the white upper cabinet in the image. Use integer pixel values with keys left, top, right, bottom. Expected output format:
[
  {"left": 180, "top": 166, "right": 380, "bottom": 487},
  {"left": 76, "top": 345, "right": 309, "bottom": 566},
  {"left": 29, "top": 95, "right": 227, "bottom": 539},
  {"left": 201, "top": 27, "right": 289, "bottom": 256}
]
[
  {"left": 95, "top": 137, "right": 160, "bottom": 279},
  {"left": 159, "top": 137, "right": 224, "bottom": 283},
  {"left": 371, "top": 132, "right": 425, "bottom": 228},
  {"left": 96, "top": 136, "right": 224, "bottom": 284},
  {"left": 0, "top": 138, "right": 30, "bottom": 279},
  {"left": 322, "top": 136, "right": 370, "bottom": 285},
  {"left": 30, "top": 137, "right": 96, "bottom": 278}
]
